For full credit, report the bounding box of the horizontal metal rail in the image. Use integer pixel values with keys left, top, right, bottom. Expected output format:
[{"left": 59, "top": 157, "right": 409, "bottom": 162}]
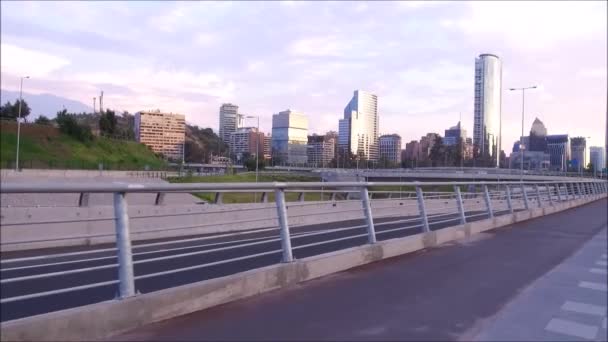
[{"left": 1, "top": 179, "right": 605, "bottom": 312}]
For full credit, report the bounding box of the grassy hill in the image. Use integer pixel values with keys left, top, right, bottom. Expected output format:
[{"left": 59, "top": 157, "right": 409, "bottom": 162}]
[{"left": 1, "top": 121, "right": 167, "bottom": 170}]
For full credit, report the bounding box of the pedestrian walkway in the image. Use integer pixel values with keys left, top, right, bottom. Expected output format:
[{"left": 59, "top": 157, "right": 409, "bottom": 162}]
[
  {"left": 111, "top": 199, "right": 607, "bottom": 341},
  {"left": 473, "top": 228, "right": 607, "bottom": 341}
]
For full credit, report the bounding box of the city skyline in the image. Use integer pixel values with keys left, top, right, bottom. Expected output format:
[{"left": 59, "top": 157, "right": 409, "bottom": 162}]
[{"left": 0, "top": 1, "right": 606, "bottom": 151}]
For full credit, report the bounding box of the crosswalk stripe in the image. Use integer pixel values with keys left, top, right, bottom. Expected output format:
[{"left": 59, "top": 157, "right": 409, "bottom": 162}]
[
  {"left": 545, "top": 318, "right": 598, "bottom": 340},
  {"left": 561, "top": 301, "right": 607, "bottom": 316},
  {"left": 579, "top": 281, "right": 608, "bottom": 292}
]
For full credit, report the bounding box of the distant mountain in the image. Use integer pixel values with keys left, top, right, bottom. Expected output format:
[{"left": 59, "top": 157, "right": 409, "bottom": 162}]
[{"left": 0, "top": 89, "right": 92, "bottom": 119}]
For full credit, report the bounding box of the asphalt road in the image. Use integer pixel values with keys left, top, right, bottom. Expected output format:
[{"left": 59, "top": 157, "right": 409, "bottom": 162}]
[
  {"left": 112, "top": 199, "right": 608, "bottom": 341},
  {"left": 0, "top": 203, "right": 509, "bottom": 322}
]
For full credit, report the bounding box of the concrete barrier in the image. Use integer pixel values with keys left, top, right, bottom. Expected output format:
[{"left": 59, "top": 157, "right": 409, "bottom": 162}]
[{"left": 1, "top": 194, "right": 604, "bottom": 341}]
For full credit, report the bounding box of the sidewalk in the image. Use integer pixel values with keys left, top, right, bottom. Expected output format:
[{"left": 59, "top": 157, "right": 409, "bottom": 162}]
[{"left": 471, "top": 227, "right": 607, "bottom": 341}]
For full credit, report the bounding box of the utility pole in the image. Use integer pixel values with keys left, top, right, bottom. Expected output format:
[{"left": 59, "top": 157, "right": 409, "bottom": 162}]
[
  {"left": 93, "top": 97, "right": 96, "bottom": 114},
  {"left": 100, "top": 91, "right": 104, "bottom": 113}
]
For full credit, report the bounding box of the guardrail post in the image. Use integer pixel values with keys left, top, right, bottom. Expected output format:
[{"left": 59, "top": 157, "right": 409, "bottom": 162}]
[
  {"left": 415, "top": 186, "right": 430, "bottom": 232},
  {"left": 360, "top": 186, "right": 377, "bottom": 244},
  {"left": 505, "top": 185, "right": 514, "bottom": 214},
  {"left": 274, "top": 188, "right": 293, "bottom": 262},
  {"left": 298, "top": 192, "right": 305, "bottom": 202},
  {"left": 454, "top": 186, "right": 466, "bottom": 224},
  {"left": 521, "top": 184, "right": 530, "bottom": 210},
  {"left": 261, "top": 192, "right": 268, "bottom": 203},
  {"left": 546, "top": 184, "right": 554, "bottom": 205},
  {"left": 555, "top": 184, "right": 562, "bottom": 202},
  {"left": 113, "top": 192, "right": 136, "bottom": 299},
  {"left": 483, "top": 185, "right": 494, "bottom": 218},
  {"left": 576, "top": 182, "right": 583, "bottom": 199},
  {"left": 330, "top": 192, "right": 336, "bottom": 201},
  {"left": 154, "top": 192, "right": 165, "bottom": 206},
  {"left": 78, "top": 192, "right": 90, "bottom": 207},
  {"left": 568, "top": 183, "right": 575, "bottom": 200},
  {"left": 214, "top": 192, "right": 223, "bottom": 204},
  {"left": 534, "top": 184, "right": 543, "bottom": 207}
]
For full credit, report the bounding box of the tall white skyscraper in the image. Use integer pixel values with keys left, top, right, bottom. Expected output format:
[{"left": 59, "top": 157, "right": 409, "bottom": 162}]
[
  {"left": 473, "top": 53, "right": 502, "bottom": 166},
  {"left": 219, "top": 103, "right": 242, "bottom": 145},
  {"left": 338, "top": 90, "right": 379, "bottom": 161}
]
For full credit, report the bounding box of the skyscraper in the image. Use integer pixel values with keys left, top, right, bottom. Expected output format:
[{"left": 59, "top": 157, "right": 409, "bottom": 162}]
[
  {"left": 338, "top": 90, "right": 379, "bottom": 161},
  {"left": 589, "top": 146, "right": 605, "bottom": 172},
  {"left": 219, "top": 103, "right": 242, "bottom": 145},
  {"left": 570, "top": 137, "right": 587, "bottom": 171},
  {"left": 271, "top": 109, "right": 308, "bottom": 164},
  {"left": 473, "top": 53, "right": 502, "bottom": 166},
  {"left": 546, "top": 134, "right": 570, "bottom": 171},
  {"left": 528, "top": 118, "right": 548, "bottom": 152}
]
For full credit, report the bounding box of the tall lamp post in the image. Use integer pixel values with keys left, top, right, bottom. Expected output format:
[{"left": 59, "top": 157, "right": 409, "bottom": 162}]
[
  {"left": 245, "top": 116, "right": 260, "bottom": 184},
  {"left": 509, "top": 85, "right": 537, "bottom": 181},
  {"left": 15, "top": 76, "right": 30, "bottom": 171}
]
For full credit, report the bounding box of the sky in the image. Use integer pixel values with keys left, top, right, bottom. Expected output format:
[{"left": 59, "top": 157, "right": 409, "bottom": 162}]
[{"left": 1, "top": 0, "right": 606, "bottom": 152}]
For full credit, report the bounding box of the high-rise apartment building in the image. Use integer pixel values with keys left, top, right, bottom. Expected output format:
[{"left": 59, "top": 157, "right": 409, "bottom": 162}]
[
  {"left": 570, "top": 137, "right": 587, "bottom": 171},
  {"left": 219, "top": 103, "right": 242, "bottom": 145},
  {"left": 404, "top": 140, "right": 421, "bottom": 161},
  {"left": 338, "top": 90, "right": 379, "bottom": 161},
  {"left": 271, "top": 110, "right": 308, "bottom": 164},
  {"left": 473, "top": 53, "right": 502, "bottom": 166},
  {"left": 379, "top": 134, "right": 402, "bottom": 164},
  {"left": 589, "top": 146, "right": 605, "bottom": 172},
  {"left": 307, "top": 135, "right": 335, "bottom": 167},
  {"left": 229, "top": 127, "right": 264, "bottom": 163},
  {"left": 263, "top": 134, "right": 272, "bottom": 160},
  {"left": 419, "top": 133, "right": 439, "bottom": 161},
  {"left": 134, "top": 110, "right": 185, "bottom": 161}
]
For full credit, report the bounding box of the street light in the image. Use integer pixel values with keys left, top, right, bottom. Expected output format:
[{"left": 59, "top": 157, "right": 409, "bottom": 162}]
[
  {"left": 509, "top": 85, "right": 537, "bottom": 181},
  {"left": 245, "top": 115, "right": 260, "bottom": 195},
  {"left": 15, "top": 76, "right": 30, "bottom": 171}
]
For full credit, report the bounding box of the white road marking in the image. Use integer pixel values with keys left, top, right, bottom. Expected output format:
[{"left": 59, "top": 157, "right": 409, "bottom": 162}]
[
  {"left": 579, "top": 281, "right": 608, "bottom": 292},
  {"left": 590, "top": 268, "right": 608, "bottom": 275},
  {"left": 561, "top": 301, "right": 607, "bottom": 316},
  {"left": 545, "top": 318, "right": 598, "bottom": 340},
  {"left": 596, "top": 260, "right": 608, "bottom": 267}
]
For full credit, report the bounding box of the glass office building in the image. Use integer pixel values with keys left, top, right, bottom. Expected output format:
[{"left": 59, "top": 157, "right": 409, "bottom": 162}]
[
  {"left": 271, "top": 110, "right": 309, "bottom": 164},
  {"left": 473, "top": 54, "right": 502, "bottom": 166},
  {"left": 339, "top": 90, "right": 379, "bottom": 161}
]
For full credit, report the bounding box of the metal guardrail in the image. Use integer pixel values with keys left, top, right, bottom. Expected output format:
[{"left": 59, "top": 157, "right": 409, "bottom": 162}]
[{"left": 0, "top": 179, "right": 606, "bottom": 318}]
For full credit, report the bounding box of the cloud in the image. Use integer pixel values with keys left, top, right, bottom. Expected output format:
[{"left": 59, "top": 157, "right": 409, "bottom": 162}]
[
  {"left": 454, "top": 1, "right": 607, "bottom": 49},
  {"left": 577, "top": 67, "right": 607, "bottom": 79},
  {"left": 0, "top": 43, "right": 70, "bottom": 77}
]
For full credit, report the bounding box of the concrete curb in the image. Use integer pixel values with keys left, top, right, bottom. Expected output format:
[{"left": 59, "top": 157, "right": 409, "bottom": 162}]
[{"left": 1, "top": 195, "right": 605, "bottom": 342}]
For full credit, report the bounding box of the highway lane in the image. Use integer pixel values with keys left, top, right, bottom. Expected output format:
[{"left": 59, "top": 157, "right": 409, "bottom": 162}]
[{"left": 1, "top": 203, "right": 516, "bottom": 322}]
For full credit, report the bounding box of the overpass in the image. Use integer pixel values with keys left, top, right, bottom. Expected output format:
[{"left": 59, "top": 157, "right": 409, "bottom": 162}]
[{"left": 0, "top": 178, "right": 606, "bottom": 341}]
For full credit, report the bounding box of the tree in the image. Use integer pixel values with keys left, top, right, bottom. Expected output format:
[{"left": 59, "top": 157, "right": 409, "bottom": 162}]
[
  {"left": 244, "top": 154, "right": 266, "bottom": 171},
  {"left": 56, "top": 109, "right": 94, "bottom": 143},
  {"left": 586, "top": 162, "right": 595, "bottom": 173},
  {"left": 429, "top": 136, "right": 445, "bottom": 167},
  {"left": 99, "top": 109, "right": 117, "bottom": 135},
  {"left": 0, "top": 99, "right": 31, "bottom": 121},
  {"left": 35, "top": 115, "right": 52, "bottom": 125}
]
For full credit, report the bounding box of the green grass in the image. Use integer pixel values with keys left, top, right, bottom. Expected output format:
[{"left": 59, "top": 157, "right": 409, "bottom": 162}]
[
  {"left": 167, "top": 172, "right": 324, "bottom": 203},
  {"left": 1, "top": 129, "right": 167, "bottom": 170}
]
